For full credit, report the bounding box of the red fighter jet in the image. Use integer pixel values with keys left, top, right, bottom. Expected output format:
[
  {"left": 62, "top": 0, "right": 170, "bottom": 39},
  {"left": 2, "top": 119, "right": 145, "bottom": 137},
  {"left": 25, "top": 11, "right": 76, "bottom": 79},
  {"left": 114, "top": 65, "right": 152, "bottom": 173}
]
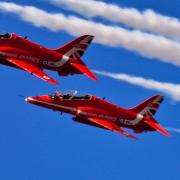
[
  {"left": 0, "top": 33, "right": 97, "bottom": 84},
  {"left": 25, "top": 91, "right": 171, "bottom": 140}
]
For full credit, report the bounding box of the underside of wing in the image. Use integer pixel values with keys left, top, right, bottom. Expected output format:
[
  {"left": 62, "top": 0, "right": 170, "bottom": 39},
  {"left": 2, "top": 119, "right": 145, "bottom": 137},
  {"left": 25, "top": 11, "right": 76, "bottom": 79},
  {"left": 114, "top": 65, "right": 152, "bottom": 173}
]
[
  {"left": 6, "top": 58, "right": 59, "bottom": 85},
  {"left": 87, "top": 117, "right": 138, "bottom": 140}
]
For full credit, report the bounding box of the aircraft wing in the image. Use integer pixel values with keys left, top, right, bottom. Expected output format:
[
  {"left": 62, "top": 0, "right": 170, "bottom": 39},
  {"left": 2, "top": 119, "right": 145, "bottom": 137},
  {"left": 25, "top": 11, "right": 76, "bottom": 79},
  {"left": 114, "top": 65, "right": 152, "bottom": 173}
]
[
  {"left": 6, "top": 58, "right": 59, "bottom": 85},
  {"left": 87, "top": 117, "right": 138, "bottom": 140}
]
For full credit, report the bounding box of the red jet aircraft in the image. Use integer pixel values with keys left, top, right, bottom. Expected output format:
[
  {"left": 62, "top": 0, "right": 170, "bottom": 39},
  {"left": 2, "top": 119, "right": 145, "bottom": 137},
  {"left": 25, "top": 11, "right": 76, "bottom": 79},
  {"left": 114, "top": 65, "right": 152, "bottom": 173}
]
[
  {"left": 0, "top": 33, "right": 97, "bottom": 84},
  {"left": 25, "top": 91, "right": 171, "bottom": 140}
]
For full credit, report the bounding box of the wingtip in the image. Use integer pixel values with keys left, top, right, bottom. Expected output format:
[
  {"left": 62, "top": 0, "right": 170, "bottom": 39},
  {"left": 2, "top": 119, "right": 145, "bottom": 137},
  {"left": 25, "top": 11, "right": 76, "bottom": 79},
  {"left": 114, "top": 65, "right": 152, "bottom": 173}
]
[
  {"left": 48, "top": 79, "right": 59, "bottom": 85},
  {"left": 114, "top": 129, "right": 138, "bottom": 140}
]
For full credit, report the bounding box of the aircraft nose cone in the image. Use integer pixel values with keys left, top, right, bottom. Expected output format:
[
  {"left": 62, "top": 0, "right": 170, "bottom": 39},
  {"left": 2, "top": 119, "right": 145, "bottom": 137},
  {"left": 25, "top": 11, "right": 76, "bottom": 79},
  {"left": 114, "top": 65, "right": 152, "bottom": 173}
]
[{"left": 25, "top": 97, "right": 36, "bottom": 103}]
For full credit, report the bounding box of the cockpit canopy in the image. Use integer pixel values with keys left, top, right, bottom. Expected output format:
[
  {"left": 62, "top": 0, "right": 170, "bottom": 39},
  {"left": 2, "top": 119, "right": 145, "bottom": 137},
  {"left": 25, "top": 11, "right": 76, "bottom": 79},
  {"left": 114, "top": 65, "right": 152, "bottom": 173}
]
[
  {"left": 0, "top": 33, "right": 12, "bottom": 39},
  {"left": 50, "top": 90, "right": 92, "bottom": 100}
]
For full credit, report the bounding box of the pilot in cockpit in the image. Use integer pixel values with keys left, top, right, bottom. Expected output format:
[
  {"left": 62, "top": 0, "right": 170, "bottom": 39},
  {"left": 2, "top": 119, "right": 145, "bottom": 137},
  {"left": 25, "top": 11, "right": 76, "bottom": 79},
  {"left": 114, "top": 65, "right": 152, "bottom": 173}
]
[
  {"left": 62, "top": 94, "right": 71, "bottom": 99},
  {"left": 52, "top": 92, "right": 62, "bottom": 100},
  {"left": 51, "top": 91, "right": 91, "bottom": 100},
  {"left": 0, "top": 33, "right": 12, "bottom": 39}
]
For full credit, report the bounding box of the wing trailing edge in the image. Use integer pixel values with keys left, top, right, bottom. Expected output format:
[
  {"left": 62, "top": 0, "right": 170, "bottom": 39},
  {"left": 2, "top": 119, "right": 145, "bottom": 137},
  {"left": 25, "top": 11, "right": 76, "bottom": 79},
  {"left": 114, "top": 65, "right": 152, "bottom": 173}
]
[{"left": 87, "top": 117, "right": 138, "bottom": 140}]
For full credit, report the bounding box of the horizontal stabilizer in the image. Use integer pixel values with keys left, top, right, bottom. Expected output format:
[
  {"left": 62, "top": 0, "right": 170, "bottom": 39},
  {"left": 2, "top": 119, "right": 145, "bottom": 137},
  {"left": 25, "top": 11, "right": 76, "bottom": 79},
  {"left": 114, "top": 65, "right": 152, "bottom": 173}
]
[
  {"left": 144, "top": 119, "right": 171, "bottom": 137},
  {"left": 70, "top": 62, "right": 97, "bottom": 81}
]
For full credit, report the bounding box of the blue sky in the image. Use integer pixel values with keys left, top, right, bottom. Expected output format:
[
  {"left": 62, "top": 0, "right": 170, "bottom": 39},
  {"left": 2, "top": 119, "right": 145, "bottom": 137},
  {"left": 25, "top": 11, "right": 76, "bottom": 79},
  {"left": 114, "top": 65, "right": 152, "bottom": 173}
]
[{"left": 0, "top": 0, "right": 180, "bottom": 180}]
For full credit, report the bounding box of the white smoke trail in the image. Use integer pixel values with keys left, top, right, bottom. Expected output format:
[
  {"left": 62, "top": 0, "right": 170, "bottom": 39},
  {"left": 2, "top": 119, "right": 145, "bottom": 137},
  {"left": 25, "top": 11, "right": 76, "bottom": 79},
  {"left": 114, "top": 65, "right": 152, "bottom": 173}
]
[
  {"left": 166, "top": 127, "right": 180, "bottom": 134},
  {"left": 93, "top": 70, "right": 180, "bottom": 102},
  {"left": 1, "top": 2, "right": 180, "bottom": 66},
  {"left": 49, "top": 0, "right": 180, "bottom": 38}
]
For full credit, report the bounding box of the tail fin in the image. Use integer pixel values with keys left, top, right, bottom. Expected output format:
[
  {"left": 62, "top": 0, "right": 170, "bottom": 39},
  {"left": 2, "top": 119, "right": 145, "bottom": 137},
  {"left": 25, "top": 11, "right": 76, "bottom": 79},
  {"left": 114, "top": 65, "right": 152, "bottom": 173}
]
[
  {"left": 130, "top": 95, "right": 164, "bottom": 118},
  {"left": 54, "top": 35, "right": 97, "bottom": 80},
  {"left": 131, "top": 95, "right": 171, "bottom": 137},
  {"left": 54, "top": 35, "right": 94, "bottom": 59}
]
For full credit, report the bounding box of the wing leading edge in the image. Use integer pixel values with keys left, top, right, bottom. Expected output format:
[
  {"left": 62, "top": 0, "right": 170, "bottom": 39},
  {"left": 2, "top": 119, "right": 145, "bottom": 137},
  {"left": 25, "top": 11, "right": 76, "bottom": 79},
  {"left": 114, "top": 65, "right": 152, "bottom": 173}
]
[
  {"left": 87, "top": 117, "right": 138, "bottom": 140},
  {"left": 6, "top": 58, "right": 59, "bottom": 85}
]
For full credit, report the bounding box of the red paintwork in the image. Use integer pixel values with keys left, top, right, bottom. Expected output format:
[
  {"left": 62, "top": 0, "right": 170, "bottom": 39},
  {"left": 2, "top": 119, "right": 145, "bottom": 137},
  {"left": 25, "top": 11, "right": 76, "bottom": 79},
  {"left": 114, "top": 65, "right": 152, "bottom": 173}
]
[
  {"left": 0, "top": 33, "right": 97, "bottom": 84},
  {"left": 25, "top": 91, "right": 171, "bottom": 140}
]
